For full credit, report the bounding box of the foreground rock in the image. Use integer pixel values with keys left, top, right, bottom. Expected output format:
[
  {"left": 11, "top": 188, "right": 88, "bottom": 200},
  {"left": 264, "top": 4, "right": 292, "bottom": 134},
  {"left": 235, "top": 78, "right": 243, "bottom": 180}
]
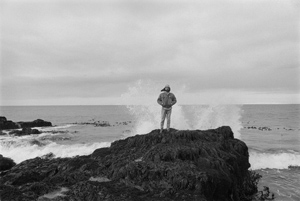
[
  {"left": 0, "top": 155, "right": 16, "bottom": 171},
  {"left": 0, "top": 116, "right": 52, "bottom": 130},
  {"left": 0, "top": 126, "right": 260, "bottom": 201}
]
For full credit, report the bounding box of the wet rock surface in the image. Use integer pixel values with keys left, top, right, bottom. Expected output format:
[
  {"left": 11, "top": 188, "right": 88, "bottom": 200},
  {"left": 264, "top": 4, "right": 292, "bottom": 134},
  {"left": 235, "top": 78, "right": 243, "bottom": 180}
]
[
  {"left": 18, "top": 119, "right": 52, "bottom": 128},
  {"left": 73, "top": 120, "right": 112, "bottom": 127},
  {"left": 0, "top": 155, "right": 16, "bottom": 171},
  {"left": 0, "top": 117, "right": 19, "bottom": 130},
  {"left": 0, "top": 116, "right": 52, "bottom": 130},
  {"left": 0, "top": 126, "right": 261, "bottom": 201},
  {"left": 243, "top": 125, "right": 298, "bottom": 132},
  {"left": 9, "top": 128, "right": 41, "bottom": 136}
]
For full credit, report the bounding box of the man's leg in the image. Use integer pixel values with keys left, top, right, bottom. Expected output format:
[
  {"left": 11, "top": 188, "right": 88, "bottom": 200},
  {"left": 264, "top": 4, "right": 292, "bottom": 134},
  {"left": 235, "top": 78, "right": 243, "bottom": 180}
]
[
  {"left": 160, "top": 108, "right": 166, "bottom": 133},
  {"left": 166, "top": 109, "right": 172, "bottom": 131}
]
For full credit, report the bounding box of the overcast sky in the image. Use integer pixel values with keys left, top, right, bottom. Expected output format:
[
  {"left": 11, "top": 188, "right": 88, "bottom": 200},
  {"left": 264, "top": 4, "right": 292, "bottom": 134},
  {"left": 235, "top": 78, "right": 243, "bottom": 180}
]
[{"left": 0, "top": 0, "right": 299, "bottom": 105}]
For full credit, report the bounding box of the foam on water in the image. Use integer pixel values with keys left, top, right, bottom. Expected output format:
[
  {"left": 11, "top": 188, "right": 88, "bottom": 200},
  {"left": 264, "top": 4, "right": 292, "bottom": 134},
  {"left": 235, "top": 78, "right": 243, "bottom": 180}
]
[
  {"left": 40, "top": 124, "right": 76, "bottom": 131},
  {"left": 250, "top": 150, "right": 300, "bottom": 170},
  {"left": 0, "top": 137, "right": 110, "bottom": 164},
  {"left": 188, "top": 104, "right": 243, "bottom": 139},
  {"left": 38, "top": 187, "right": 69, "bottom": 200}
]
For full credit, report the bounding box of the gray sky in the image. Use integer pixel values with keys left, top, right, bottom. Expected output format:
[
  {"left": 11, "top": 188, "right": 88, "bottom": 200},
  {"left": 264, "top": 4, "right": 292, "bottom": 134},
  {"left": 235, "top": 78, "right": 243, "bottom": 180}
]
[{"left": 0, "top": 0, "right": 299, "bottom": 105}]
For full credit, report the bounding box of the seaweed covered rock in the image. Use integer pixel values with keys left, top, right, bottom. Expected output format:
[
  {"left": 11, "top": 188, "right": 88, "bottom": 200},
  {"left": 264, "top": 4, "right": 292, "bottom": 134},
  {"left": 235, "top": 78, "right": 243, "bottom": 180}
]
[
  {"left": 0, "top": 126, "right": 257, "bottom": 201},
  {"left": 17, "top": 119, "right": 52, "bottom": 128},
  {"left": 0, "top": 117, "right": 51, "bottom": 136},
  {"left": 92, "top": 126, "right": 250, "bottom": 200},
  {"left": 0, "top": 117, "right": 52, "bottom": 130}
]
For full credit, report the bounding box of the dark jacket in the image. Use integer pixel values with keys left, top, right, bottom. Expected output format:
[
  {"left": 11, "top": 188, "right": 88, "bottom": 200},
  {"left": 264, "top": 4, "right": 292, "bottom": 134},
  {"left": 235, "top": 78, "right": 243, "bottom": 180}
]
[{"left": 157, "top": 92, "right": 177, "bottom": 109}]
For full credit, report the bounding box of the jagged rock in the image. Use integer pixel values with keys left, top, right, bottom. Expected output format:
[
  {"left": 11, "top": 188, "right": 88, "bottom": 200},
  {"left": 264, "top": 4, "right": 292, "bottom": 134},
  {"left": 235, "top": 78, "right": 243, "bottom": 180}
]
[
  {"left": 0, "top": 116, "right": 7, "bottom": 123},
  {"left": 0, "top": 126, "right": 260, "bottom": 201},
  {"left": 18, "top": 119, "right": 52, "bottom": 128},
  {"left": 74, "top": 120, "right": 133, "bottom": 127},
  {"left": 74, "top": 121, "right": 111, "bottom": 127},
  {"left": 258, "top": 127, "right": 271, "bottom": 131},
  {"left": 9, "top": 128, "right": 41, "bottom": 136},
  {"left": 0, "top": 116, "right": 19, "bottom": 129},
  {"left": 40, "top": 153, "right": 55, "bottom": 160},
  {"left": 0, "top": 155, "right": 16, "bottom": 171},
  {"left": 288, "top": 165, "right": 300, "bottom": 170},
  {"left": 253, "top": 186, "right": 275, "bottom": 200},
  {"left": 0, "top": 117, "right": 52, "bottom": 130}
]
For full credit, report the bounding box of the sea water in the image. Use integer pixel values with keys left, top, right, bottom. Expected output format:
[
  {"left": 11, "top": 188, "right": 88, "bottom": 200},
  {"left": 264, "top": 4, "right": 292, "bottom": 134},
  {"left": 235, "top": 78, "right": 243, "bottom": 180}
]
[{"left": 0, "top": 104, "right": 299, "bottom": 200}]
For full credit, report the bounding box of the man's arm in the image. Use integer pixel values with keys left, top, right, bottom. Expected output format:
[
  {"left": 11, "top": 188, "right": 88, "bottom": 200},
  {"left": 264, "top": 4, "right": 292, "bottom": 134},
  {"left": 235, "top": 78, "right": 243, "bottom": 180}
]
[
  {"left": 157, "top": 94, "right": 163, "bottom": 106},
  {"left": 172, "top": 94, "right": 177, "bottom": 106}
]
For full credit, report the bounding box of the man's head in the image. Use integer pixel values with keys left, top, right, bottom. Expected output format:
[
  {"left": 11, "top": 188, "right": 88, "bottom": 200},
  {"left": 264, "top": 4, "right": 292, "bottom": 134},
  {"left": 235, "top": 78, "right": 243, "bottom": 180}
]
[{"left": 161, "top": 84, "right": 171, "bottom": 92}]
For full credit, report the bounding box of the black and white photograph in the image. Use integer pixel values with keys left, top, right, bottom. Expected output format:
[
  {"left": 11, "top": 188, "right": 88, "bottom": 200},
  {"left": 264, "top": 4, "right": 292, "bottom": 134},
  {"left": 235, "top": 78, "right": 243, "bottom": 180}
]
[{"left": 0, "top": 0, "right": 299, "bottom": 200}]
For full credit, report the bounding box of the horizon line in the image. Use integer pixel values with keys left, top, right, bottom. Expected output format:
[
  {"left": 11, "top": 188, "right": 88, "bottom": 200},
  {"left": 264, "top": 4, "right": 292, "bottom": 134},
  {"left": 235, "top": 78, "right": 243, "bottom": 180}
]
[{"left": 1, "top": 103, "right": 299, "bottom": 107}]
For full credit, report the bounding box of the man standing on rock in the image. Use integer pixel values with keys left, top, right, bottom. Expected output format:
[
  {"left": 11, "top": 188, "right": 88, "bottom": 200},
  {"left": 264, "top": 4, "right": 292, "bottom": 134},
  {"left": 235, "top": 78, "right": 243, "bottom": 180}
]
[{"left": 157, "top": 84, "right": 177, "bottom": 133}]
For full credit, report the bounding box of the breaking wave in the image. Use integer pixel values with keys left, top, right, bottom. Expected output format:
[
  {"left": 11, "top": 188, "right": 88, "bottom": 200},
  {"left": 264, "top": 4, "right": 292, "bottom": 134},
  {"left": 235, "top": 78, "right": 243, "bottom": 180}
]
[
  {"left": 0, "top": 138, "right": 110, "bottom": 164},
  {"left": 249, "top": 150, "right": 300, "bottom": 170},
  {"left": 122, "top": 80, "right": 243, "bottom": 139}
]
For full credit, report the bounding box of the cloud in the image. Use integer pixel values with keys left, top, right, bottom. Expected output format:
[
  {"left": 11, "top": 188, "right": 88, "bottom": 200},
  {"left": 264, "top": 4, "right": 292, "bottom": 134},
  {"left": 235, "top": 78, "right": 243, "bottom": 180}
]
[{"left": 0, "top": 0, "right": 299, "bottom": 105}]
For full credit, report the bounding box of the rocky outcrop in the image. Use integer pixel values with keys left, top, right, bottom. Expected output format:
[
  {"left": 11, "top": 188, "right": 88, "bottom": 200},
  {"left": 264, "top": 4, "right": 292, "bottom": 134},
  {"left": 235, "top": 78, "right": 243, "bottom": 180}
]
[
  {"left": 9, "top": 127, "right": 41, "bottom": 136},
  {"left": 0, "top": 116, "right": 52, "bottom": 130},
  {"left": 0, "top": 155, "right": 16, "bottom": 171},
  {"left": 0, "top": 117, "right": 19, "bottom": 129},
  {"left": 73, "top": 120, "right": 111, "bottom": 127},
  {"left": 73, "top": 120, "right": 132, "bottom": 127},
  {"left": 17, "top": 119, "right": 52, "bottom": 128},
  {"left": 0, "top": 126, "right": 260, "bottom": 201},
  {"left": 0, "top": 116, "right": 7, "bottom": 123}
]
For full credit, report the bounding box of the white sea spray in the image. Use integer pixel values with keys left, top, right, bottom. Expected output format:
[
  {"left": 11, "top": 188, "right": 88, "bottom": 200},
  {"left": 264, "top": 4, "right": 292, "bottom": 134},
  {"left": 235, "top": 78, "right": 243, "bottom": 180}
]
[{"left": 121, "top": 80, "right": 243, "bottom": 139}]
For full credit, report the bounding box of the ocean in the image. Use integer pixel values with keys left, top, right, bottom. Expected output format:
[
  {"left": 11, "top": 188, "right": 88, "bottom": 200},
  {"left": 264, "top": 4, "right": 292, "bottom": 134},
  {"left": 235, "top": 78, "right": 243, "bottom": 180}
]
[{"left": 0, "top": 104, "right": 299, "bottom": 200}]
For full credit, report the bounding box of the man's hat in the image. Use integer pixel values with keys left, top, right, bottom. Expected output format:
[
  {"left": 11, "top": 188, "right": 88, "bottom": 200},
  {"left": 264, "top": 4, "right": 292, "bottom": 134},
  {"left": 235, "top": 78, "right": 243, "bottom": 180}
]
[{"left": 161, "top": 84, "right": 170, "bottom": 91}]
